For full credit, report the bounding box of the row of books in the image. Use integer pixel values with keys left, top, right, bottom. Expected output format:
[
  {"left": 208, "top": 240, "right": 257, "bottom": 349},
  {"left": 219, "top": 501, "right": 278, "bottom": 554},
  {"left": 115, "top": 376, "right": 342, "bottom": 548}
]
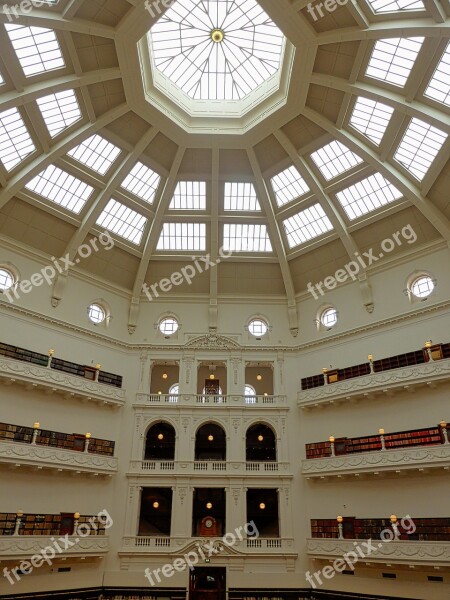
[{"left": 0, "top": 513, "right": 108, "bottom": 536}]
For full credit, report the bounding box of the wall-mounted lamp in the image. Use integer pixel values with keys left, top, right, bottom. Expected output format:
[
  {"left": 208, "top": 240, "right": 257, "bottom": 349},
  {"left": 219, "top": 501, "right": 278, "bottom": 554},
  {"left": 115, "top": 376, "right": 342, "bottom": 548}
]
[
  {"left": 259, "top": 503, "right": 266, "bottom": 510},
  {"left": 95, "top": 364, "right": 101, "bottom": 370},
  {"left": 16, "top": 510, "right": 23, "bottom": 518},
  {"left": 33, "top": 422, "right": 40, "bottom": 430},
  {"left": 48, "top": 349, "right": 55, "bottom": 357},
  {"left": 85, "top": 433, "right": 91, "bottom": 439},
  {"left": 390, "top": 515, "right": 397, "bottom": 523},
  {"left": 329, "top": 436, "right": 335, "bottom": 443},
  {"left": 425, "top": 341, "right": 432, "bottom": 349},
  {"left": 74, "top": 512, "right": 80, "bottom": 520},
  {"left": 368, "top": 355, "right": 373, "bottom": 362},
  {"left": 337, "top": 515, "right": 343, "bottom": 539}
]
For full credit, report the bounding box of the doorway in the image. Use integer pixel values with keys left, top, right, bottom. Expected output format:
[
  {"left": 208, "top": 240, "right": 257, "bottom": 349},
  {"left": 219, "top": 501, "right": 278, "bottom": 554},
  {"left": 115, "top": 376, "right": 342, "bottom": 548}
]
[{"left": 189, "top": 567, "right": 226, "bottom": 600}]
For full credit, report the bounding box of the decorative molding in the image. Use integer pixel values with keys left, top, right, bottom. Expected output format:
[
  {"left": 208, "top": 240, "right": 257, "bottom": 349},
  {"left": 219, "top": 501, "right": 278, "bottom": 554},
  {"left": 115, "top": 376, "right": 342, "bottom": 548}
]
[
  {"left": 0, "top": 356, "right": 126, "bottom": 406},
  {"left": 298, "top": 359, "right": 450, "bottom": 408},
  {"left": 0, "top": 535, "right": 110, "bottom": 558},
  {"left": 185, "top": 334, "right": 241, "bottom": 350},
  {"left": 0, "top": 440, "right": 118, "bottom": 475}
]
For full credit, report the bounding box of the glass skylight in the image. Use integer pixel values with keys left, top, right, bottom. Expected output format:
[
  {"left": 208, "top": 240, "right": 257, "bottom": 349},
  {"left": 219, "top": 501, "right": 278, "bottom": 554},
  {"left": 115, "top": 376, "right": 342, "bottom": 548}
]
[
  {"left": 67, "top": 135, "right": 121, "bottom": 175},
  {"left": 149, "top": 0, "right": 285, "bottom": 101},
  {"left": 365, "top": 38, "right": 424, "bottom": 87},
  {"left": 170, "top": 181, "right": 206, "bottom": 210},
  {"left": 336, "top": 173, "right": 403, "bottom": 220},
  {"left": 36, "top": 90, "right": 81, "bottom": 137},
  {"left": 425, "top": 43, "right": 450, "bottom": 107},
  {"left": 157, "top": 223, "right": 206, "bottom": 251},
  {"left": 0, "top": 72, "right": 4, "bottom": 85},
  {"left": 310, "top": 141, "right": 363, "bottom": 181},
  {"left": 121, "top": 162, "right": 161, "bottom": 203},
  {"left": 5, "top": 24, "right": 65, "bottom": 77},
  {"left": 224, "top": 182, "right": 261, "bottom": 211},
  {"left": 0, "top": 107, "right": 36, "bottom": 171},
  {"left": 282, "top": 204, "right": 333, "bottom": 249},
  {"left": 366, "top": 0, "right": 424, "bottom": 12},
  {"left": 223, "top": 224, "right": 272, "bottom": 252},
  {"left": 394, "top": 118, "right": 447, "bottom": 181},
  {"left": 270, "top": 166, "right": 310, "bottom": 207},
  {"left": 349, "top": 97, "right": 394, "bottom": 145},
  {"left": 25, "top": 165, "right": 93, "bottom": 214},
  {"left": 96, "top": 199, "right": 147, "bottom": 245}
]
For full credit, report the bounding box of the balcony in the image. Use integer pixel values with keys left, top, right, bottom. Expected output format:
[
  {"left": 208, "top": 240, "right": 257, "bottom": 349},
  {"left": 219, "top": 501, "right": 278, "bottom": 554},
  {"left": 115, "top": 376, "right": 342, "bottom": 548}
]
[
  {"left": 0, "top": 535, "right": 110, "bottom": 559},
  {"left": 128, "top": 460, "right": 291, "bottom": 477},
  {"left": 135, "top": 394, "right": 287, "bottom": 408}
]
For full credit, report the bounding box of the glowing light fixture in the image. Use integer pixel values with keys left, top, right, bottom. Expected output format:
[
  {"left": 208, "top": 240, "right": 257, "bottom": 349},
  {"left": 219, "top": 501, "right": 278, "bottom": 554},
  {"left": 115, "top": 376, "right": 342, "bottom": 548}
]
[
  {"left": 157, "top": 433, "right": 164, "bottom": 440},
  {"left": 259, "top": 503, "right": 266, "bottom": 510},
  {"left": 153, "top": 501, "right": 159, "bottom": 509},
  {"left": 206, "top": 502, "right": 212, "bottom": 509},
  {"left": 208, "top": 435, "right": 214, "bottom": 441}
]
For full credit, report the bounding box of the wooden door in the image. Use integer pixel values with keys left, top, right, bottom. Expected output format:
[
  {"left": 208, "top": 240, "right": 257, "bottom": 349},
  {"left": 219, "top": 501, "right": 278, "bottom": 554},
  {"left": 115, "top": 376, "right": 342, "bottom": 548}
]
[{"left": 190, "top": 567, "right": 226, "bottom": 600}]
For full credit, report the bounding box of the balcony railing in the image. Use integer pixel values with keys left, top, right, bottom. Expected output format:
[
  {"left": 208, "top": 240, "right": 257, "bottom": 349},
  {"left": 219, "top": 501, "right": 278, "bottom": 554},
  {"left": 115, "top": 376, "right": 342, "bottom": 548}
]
[
  {"left": 0, "top": 535, "right": 110, "bottom": 559},
  {"left": 122, "top": 536, "right": 295, "bottom": 554},
  {"left": 128, "top": 460, "right": 291, "bottom": 475},
  {"left": 135, "top": 394, "right": 286, "bottom": 407}
]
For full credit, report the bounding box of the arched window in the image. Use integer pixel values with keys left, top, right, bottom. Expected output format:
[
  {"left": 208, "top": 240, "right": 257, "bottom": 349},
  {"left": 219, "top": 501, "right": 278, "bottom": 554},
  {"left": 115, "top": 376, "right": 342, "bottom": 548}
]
[
  {"left": 245, "top": 384, "right": 256, "bottom": 404},
  {"left": 168, "top": 383, "right": 179, "bottom": 403},
  {"left": 195, "top": 423, "right": 226, "bottom": 461},
  {"left": 246, "top": 424, "right": 276, "bottom": 462},
  {"left": 145, "top": 422, "right": 176, "bottom": 461}
]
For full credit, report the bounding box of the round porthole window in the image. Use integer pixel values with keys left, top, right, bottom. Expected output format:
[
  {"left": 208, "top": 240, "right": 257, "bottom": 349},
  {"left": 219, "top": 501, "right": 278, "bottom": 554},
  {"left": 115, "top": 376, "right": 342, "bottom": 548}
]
[
  {"left": 159, "top": 317, "right": 179, "bottom": 336},
  {"left": 321, "top": 307, "right": 337, "bottom": 328},
  {"left": 411, "top": 275, "right": 434, "bottom": 299},
  {"left": 0, "top": 268, "right": 14, "bottom": 291},
  {"left": 248, "top": 319, "right": 268, "bottom": 338},
  {"left": 88, "top": 303, "right": 106, "bottom": 324}
]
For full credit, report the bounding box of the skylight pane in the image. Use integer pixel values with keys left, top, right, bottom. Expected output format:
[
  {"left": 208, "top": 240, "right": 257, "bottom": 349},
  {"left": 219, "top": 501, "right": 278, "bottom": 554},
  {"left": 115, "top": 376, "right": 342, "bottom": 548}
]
[
  {"left": 170, "top": 181, "right": 206, "bottom": 210},
  {"left": 0, "top": 107, "right": 35, "bottom": 171},
  {"left": 224, "top": 182, "right": 261, "bottom": 211},
  {"left": 424, "top": 43, "right": 450, "bottom": 107},
  {"left": 36, "top": 90, "right": 81, "bottom": 137},
  {"left": 25, "top": 165, "right": 93, "bottom": 214},
  {"left": 310, "top": 141, "right": 363, "bottom": 181},
  {"left": 5, "top": 24, "right": 65, "bottom": 77},
  {"left": 96, "top": 199, "right": 147, "bottom": 245},
  {"left": 366, "top": 0, "right": 424, "bottom": 12},
  {"left": 121, "top": 162, "right": 161, "bottom": 203},
  {"left": 282, "top": 204, "right": 333, "bottom": 249},
  {"left": 350, "top": 97, "right": 394, "bottom": 145},
  {"left": 223, "top": 224, "right": 272, "bottom": 252},
  {"left": 365, "top": 38, "right": 424, "bottom": 87},
  {"left": 67, "top": 135, "right": 121, "bottom": 175},
  {"left": 336, "top": 173, "right": 403, "bottom": 220},
  {"left": 394, "top": 118, "right": 447, "bottom": 181},
  {"left": 0, "top": 72, "right": 4, "bottom": 85},
  {"left": 157, "top": 223, "right": 206, "bottom": 251},
  {"left": 271, "top": 166, "right": 310, "bottom": 207}
]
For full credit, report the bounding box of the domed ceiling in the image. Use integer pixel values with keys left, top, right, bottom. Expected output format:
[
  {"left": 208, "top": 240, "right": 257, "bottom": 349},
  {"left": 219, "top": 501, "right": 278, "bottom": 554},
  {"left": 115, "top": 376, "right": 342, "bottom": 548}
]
[{"left": 0, "top": 0, "right": 449, "bottom": 334}]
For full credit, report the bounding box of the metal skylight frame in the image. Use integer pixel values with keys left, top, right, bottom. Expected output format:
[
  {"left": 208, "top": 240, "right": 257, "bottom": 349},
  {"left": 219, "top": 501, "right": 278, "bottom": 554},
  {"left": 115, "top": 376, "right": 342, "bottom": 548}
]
[
  {"left": 270, "top": 166, "right": 310, "bottom": 207},
  {"left": 336, "top": 173, "right": 403, "bottom": 220},
  {"left": 0, "top": 107, "right": 36, "bottom": 171},
  {"left": 36, "top": 90, "right": 82, "bottom": 138},
  {"left": 394, "top": 118, "right": 448, "bottom": 181},
  {"left": 121, "top": 162, "right": 161, "bottom": 204},
  {"left": 25, "top": 165, "right": 94, "bottom": 214},
  {"left": 67, "top": 135, "right": 121, "bottom": 175},
  {"left": 349, "top": 97, "right": 395, "bottom": 145},
  {"left": 169, "top": 181, "right": 207, "bottom": 210},
  {"left": 282, "top": 204, "right": 334, "bottom": 249},
  {"left": 365, "top": 37, "right": 424, "bottom": 87},
  {"left": 222, "top": 223, "right": 273, "bottom": 252},
  {"left": 424, "top": 43, "right": 450, "bottom": 107},
  {"left": 5, "top": 24, "right": 65, "bottom": 77},
  {"left": 96, "top": 199, "right": 148, "bottom": 245},
  {"left": 224, "top": 182, "right": 261, "bottom": 211},
  {"left": 365, "top": 0, "right": 424, "bottom": 12},
  {"left": 157, "top": 223, "right": 207, "bottom": 251},
  {"left": 310, "top": 141, "right": 363, "bottom": 181}
]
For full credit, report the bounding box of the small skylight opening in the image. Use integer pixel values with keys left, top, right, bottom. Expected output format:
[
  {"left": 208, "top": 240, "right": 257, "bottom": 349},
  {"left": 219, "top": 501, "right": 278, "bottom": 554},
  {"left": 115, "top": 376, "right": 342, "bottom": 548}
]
[
  {"left": 283, "top": 204, "right": 334, "bottom": 249},
  {"left": 365, "top": 37, "right": 424, "bottom": 87},
  {"left": 424, "top": 42, "right": 450, "bottom": 107},
  {"left": 271, "top": 166, "right": 310, "bottom": 207},
  {"left": 157, "top": 223, "right": 206, "bottom": 251},
  {"left": 224, "top": 182, "right": 261, "bottom": 211},
  {"left": 310, "top": 141, "right": 363, "bottom": 181},
  {"left": 96, "top": 199, "right": 147, "bottom": 245},
  {"left": 394, "top": 118, "right": 447, "bottom": 181},
  {"left": 0, "top": 107, "right": 36, "bottom": 171},
  {"left": 411, "top": 275, "right": 434, "bottom": 298},
  {"left": 121, "top": 162, "right": 161, "bottom": 204},
  {"left": 36, "top": 90, "right": 81, "bottom": 137},
  {"left": 5, "top": 24, "right": 65, "bottom": 77},
  {"left": 25, "top": 165, "right": 93, "bottom": 214},
  {"left": 223, "top": 224, "right": 272, "bottom": 253},
  {"left": 349, "top": 97, "right": 394, "bottom": 145},
  {"left": 0, "top": 268, "right": 14, "bottom": 291},
  {"left": 88, "top": 303, "right": 105, "bottom": 324},
  {"left": 366, "top": 0, "right": 424, "bottom": 13},
  {"left": 0, "top": 72, "right": 4, "bottom": 85},
  {"left": 169, "top": 181, "right": 206, "bottom": 210},
  {"left": 67, "top": 135, "right": 121, "bottom": 175},
  {"left": 336, "top": 173, "right": 403, "bottom": 220},
  {"left": 321, "top": 307, "right": 338, "bottom": 328},
  {"left": 248, "top": 318, "right": 268, "bottom": 338},
  {"left": 159, "top": 317, "right": 179, "bottom": 336}
]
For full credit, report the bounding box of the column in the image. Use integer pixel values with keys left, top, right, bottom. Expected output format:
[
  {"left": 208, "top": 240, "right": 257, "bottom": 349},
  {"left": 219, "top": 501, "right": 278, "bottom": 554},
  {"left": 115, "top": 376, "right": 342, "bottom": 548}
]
[
  {"left": 227, "top": 353, "right": 244, "bottom": 398},
  {"left": 179, "top": 353, "right": 196, "bottom": 396},
  {"left": 138, "top": 351, "right": 151, "bottom": 393}
]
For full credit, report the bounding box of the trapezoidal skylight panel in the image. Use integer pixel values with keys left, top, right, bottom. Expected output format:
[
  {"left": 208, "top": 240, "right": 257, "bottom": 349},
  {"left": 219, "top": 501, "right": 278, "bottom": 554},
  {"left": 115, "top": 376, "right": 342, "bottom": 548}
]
[
  {"left": 223, "top": 224, "right": 272, "bottom": 252},
  {"left": 310, "top": 141, "right": 363, "bottom": 181},
  {"left": 366, "top": 0, "right": 424, "bottom": 12},
  {"left": 394, "top": 118, "right": 448, "bottom": 181},
  {"left": 67, "top": 135, "right": 121, "bottom": 175},
  {"left": 157, "top": 223, "right": 206, "bottom": 251},
  {"left": 25, "top": 165, "right": 93, "bottom": 214},
  {"left": 336, "top": 173, "right": 403, "bottom": 220},
  {"left": 425, "top": 43, "right": 450, "bottom": 107},
  {"left": 365, "top": 37, "right": 424, "bottom": 87},
  {"left": 5, "top": 24, "right": 65, "bottom": 77},
  {"left": 0, "top": 107, "right": 35, "bottom": 171},
  {"left": 350, "top": 97, "right": 394, "bottom": 145},
  {"left": 282, "top": 204, "right": 333, "bottom": 249},
  {"left": 37, "top": 90, "right": 81, "bottom": 137},
  {"left": 224, "top": 182, "right": 261, "bottom": 211},
  {"left": 149, "top": 0, "right": 285, "bottom": 100},
  {"left": 169, "top": 181, "right": 206, "bottom": 210},
  {"left": 121, "top": 162, "right": 161, "bottom": 204},
  {"left": 271, "top": 166, "right": 310, "bottom": 207},
  {"left": 96, "top": 199, "right": 147, "bottom": 245}
]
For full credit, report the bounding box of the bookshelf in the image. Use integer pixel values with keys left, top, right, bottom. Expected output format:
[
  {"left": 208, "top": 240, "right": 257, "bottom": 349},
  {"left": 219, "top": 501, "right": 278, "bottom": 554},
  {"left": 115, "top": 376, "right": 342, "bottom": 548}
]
[
  {"left": 0, "top": 513, "right": 107, "bottom": 536},
  {"left": 300, "top": 373, "right": 325, "bottom": 390},
  {"left": 373, "top": 350, "right": 425, "bottom": 373}
]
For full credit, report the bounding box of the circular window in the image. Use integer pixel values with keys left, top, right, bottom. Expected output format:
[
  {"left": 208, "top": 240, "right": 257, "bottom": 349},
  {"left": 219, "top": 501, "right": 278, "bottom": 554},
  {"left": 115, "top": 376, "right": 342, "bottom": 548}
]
[
  {"left": 88, "top": 303, "right": 106, "bottom": 324},
  {"left": 0, "top": 268, "right": 14, "bottom": 291},
  {"left": 248, "top": 319, "right": 268, "bottom": 338},
  {"left": 159, "top": 317, "right": 179, "bottom": 336},
  {"left": 411, "top": 275, "right": 434, "bottom": 299},
  {"left": 321, "top": 307, "right": 337, "bottom": 328}
]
